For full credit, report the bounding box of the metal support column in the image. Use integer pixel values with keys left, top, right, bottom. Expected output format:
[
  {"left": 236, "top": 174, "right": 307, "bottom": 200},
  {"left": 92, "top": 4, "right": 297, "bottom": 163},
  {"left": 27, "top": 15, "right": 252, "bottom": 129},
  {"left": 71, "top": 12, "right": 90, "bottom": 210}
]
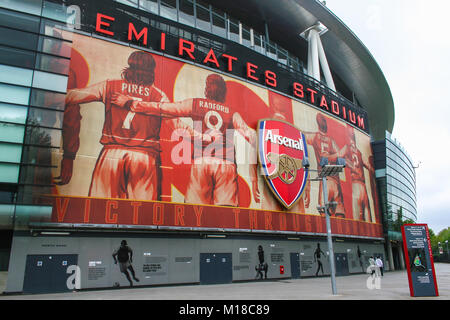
[{"left": 322, "top": 176, "right": 337, "bottom": 295}]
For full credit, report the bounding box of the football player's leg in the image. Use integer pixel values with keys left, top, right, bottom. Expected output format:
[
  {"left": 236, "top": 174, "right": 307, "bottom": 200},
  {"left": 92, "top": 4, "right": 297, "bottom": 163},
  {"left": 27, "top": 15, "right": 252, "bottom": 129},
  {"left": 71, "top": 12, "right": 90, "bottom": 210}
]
[
  {"left": 89, "top": 147, "right": 127, "bottom": 198},
  {"left": 213, "top": 162, "right": 238, "bottom": 206},
  {"left": 328, "top": 179, "right": 345, "bottom": 217},
  {"left": 126, "top": 151, "right": 158, "bottom": 200},
  {"left": 185, "top": 161, "right": 214, "bottom": 205},
  {"left": 352, "top": 182, "right": 364, "bottom": 221},
  {"left": 361, "top": 184, "right": 371, "bottom": 222}
]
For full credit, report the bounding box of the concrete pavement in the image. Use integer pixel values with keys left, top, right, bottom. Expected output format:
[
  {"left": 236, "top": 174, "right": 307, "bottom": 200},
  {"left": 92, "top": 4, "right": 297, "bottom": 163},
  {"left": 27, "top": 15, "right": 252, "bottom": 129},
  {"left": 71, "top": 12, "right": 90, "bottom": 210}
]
[{"left": 1, "top": 263, "right": 449, "bottom": 300}]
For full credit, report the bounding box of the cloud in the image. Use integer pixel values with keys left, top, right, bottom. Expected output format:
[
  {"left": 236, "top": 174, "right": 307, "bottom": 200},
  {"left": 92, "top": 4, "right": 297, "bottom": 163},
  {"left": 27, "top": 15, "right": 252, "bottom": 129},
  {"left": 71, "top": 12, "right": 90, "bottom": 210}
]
[{"left": 325, "top": 0, "right": 450, "bottom": 233}]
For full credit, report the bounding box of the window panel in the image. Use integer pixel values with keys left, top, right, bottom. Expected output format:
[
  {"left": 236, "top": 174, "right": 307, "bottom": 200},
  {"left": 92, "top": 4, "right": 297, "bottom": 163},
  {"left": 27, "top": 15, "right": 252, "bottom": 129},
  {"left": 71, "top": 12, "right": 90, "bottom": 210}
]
[
  {"left": 27, "top": 107, "right": 63, "bottom": 129},
  {"left": 196, "top": 3, "right": 211, "bottom": 32},
  {"left": 22, "top": 145, "right": 55, "bottom": 166},
  {"left": 266, "top": 42, "right": 277, "bottom": 60},
  {"left": 0, "top": 26, "right": 38, "bottom": 51},
  {"left": 228, "top": 19, "right": 239, "bottom": 43},
  {"left": 0, "top": 0, "right": 42, "bottom": 16},
  {"left": 0, "top": 163, "right": 19, "bottom": 183},
  {"left": 160, "top": 0, "right": 177, "bottom": 21},
  {"left": 212, "top": 13, "right": 226, "bottom": 38},
  {"left": 40, "top": 19, "right": 73, "bottom": 41},
  {"left": 0, "top": 103, "right": 28, "bottom": 124},
  {"left": 37, "top": 36, "right": 72, "bottom": 58},
  {"left": 253, "top": 32, "right": 264, "bottom": 54},
  {"left": 30, "top": 88, "right": 66, "bottom": 110},
  {"left": 0, "top": 122, "right": 25, "bottom": 144},
  {"left": 277, "top": 48, "right": 288, "bottom": 65},
  {"left": 0, "top": 45, "right": 35, "bottom": 69},
  {"left": 0, "top": 143, "right": 23, "bottom": 163},
  {"left": 35, "top": 53, "right": 70, "bottom": 75},
  {"left": 241, "top": 26, "right": 251, "bottom": 47},
  {"left": 0, "top": 64, "right": 33, "bottom": 86},
  {"left": 0, "top": 83, "right": 30, "bottom": 105},
  {"left": 32, "top": 70, "right": 68, "bottom": 93},
  {"left": 24, "top": 126, "right": 61, "bottom": 148},
  {"left": 42, "top": 0, "right": 70, "bottom": 23},
  {"left": 179, "top": 0, "right": 194, "bottom": 27},
  {"left": 0, "top": 8, "right": 40, "bottom": 32},
  {"left": 0, "top": 195, "right": 16, "bottom": 207},
  {"left": 116, "top": 0, "right": 138, "bottom": 7},
  {"left": 140, "top": 0, "right": 158, "bottom": 14},
  {"left": 19, "top": 164, "right": 53, "bottom": 185}
]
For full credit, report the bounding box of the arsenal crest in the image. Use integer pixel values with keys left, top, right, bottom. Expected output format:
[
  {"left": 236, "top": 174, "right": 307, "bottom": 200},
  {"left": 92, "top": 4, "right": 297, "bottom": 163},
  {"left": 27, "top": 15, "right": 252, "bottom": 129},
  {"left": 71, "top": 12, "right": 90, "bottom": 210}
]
[{"left": 257, "top": 119, "right": 309, "bottom": 209}]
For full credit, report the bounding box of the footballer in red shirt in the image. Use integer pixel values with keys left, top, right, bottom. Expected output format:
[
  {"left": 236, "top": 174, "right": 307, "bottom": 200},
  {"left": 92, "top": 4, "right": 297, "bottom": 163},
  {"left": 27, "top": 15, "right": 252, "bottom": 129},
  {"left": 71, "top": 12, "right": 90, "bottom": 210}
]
[
  {"left": 303, "top": 113, "right": 346, "bottom": 217},
  {"left": 60, "top": 51, "right": 169, "bottom": 200},
  {"left": 112, "top": 74, "right": 258, "bottom": 206},
  {"left": 340, "top": 127, "right": 373, "bottom": 222}
]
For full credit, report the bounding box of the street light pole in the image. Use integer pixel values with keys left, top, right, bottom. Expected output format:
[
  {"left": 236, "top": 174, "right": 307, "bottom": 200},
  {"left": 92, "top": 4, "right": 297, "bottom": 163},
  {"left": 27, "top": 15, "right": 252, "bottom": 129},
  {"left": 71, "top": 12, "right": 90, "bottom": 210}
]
[
  {"left": 313, "top": 157, "right": 345, "bottom": 296},
  {"left": 322, "top": 175, "right": 337, "bottom": 295}
]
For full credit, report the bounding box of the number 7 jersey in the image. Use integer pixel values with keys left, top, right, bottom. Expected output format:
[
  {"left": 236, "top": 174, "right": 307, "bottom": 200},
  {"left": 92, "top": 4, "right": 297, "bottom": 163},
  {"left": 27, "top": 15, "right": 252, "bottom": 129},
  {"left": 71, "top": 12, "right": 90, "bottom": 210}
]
[{"left": 64, "top": 79, "right": 169, "bottom": 154}]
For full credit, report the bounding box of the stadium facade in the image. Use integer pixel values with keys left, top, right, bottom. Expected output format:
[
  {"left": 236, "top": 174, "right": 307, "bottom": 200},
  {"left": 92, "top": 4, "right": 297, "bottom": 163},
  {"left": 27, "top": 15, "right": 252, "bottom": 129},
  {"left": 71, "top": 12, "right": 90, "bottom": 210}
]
[{"left": 0, "top": 0, "right": 414, "bottom": 293}]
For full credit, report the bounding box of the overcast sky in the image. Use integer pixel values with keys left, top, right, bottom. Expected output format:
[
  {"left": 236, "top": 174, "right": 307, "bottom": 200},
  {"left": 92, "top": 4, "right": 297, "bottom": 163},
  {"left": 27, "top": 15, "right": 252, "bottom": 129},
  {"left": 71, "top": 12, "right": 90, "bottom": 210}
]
[{"left": 323, "top": 0, "right": 450, "bottom": 233}]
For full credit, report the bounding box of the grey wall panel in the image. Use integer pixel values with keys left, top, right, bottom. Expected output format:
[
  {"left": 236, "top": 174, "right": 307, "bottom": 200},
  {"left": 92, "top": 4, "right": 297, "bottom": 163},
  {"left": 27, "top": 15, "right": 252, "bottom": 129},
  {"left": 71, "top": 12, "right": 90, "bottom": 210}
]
[{"left": 5, "top": 233, "right": 388, "bottom": 293}]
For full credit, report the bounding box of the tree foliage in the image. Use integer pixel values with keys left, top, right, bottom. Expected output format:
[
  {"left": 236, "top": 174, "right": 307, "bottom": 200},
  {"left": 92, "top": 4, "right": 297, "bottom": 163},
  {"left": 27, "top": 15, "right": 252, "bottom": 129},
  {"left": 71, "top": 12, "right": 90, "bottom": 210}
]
[{"left": 430, "top": 227, "right": 450, "bottom": 254}]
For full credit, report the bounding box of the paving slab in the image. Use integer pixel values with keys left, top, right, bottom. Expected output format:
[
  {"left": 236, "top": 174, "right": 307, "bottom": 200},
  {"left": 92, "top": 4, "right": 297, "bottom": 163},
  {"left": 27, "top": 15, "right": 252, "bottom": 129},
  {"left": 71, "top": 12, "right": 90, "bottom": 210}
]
[{"left": 0, "top": 263, "right": 448, "bottom": 300}]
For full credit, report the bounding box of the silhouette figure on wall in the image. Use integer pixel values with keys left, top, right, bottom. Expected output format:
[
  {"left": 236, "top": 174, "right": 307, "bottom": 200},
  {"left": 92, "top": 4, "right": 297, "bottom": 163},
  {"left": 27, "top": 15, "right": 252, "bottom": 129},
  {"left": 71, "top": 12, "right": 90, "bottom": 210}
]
[
  {"left": 255, "top": 245, "right": 268, "bottom": 280},
  {"left": 314, "top": 243, "right": 326, "bottom": 276},
  {"left": 112, "top": 240, "right": 140, "bottom": 287}
]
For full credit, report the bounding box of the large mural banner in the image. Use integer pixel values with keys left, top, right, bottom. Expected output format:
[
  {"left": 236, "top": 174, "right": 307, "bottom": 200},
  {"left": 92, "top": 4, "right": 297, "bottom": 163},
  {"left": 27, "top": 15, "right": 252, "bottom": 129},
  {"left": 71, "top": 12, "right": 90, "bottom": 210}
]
[{"left": 35, "top": 33, "right": 382, "bottom": 238}]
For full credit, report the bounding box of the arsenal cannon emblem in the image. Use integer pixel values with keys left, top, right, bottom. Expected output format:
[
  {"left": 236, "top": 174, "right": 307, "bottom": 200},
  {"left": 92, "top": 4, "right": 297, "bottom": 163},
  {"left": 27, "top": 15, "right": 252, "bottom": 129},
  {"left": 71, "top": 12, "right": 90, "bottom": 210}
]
[{"left": 257, "top": 119, "right": 309, "bottom": 209}]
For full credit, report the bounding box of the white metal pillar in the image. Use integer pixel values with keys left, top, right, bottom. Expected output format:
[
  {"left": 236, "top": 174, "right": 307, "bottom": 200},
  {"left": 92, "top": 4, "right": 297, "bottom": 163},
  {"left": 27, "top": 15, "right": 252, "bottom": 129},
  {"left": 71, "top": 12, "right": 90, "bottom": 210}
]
[{"left": 305, "top": 24, "right": 336, "bottom": 91}]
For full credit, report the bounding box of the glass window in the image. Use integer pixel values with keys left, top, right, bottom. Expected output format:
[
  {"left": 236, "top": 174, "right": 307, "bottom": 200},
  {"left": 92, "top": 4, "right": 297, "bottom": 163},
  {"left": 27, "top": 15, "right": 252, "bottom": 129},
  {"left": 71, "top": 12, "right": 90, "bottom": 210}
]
[
  {"left": 0, "top": 0, "right": 42, "bottom": 16},
  {"left": 37, "top": 36, "right": 72, "bottom": 58},
  {"left": 212, "top": 12, "right": 226, "bottom": 38},
  {"left": 40, "top": 19, "right": 73, "bottom": 41},
  {"left": 0, "top": 83, "right": 30, "bottom": 105},
  {"left": 228, "top": 18, "right": 239, "bottom": 43},
  {"left": 0, "top": 122, "right": 25, "bottom": 144},
  {"left": 179, "top": 0, "right": 194, "bottom": 27},
  {"left": 277, "top": 47, "right": 288, "bottom": 65},
  {"left": 0, "top": 8, "right": 40, "bottom": 32},
  {"left": 42, "top": 1, "right": 68, "bottom": 23},
  {"left": 140, "top": 0, "right": 158, "bottom": 14},
  {"left": 19, "top": 165, "right": 53, "bottom": 185},
  {"left": 253, "top": 31, "right": 264, "bottom": 54},
  {"left": 116, "top": 0, "right": 138, "bottom": 7},
  {"left": 24, "top": 126, "right": 61, "bottom": 148},
  {"left": 160, "top": 0, "right": 177, "bottom": 21},
  {"left": 0, "top": 192, "right": 16, "bottom": 205},
  {"left": 35, "top": 53, "right": 70, "bottom": 75},
  {"left": 196, "top": 2, "right": 211, "bottom": 32},
  {"left": 0, "top": 26, "right": 38, "bottom": 51},
  {"left": 22, "top": 145, "right": 55, "bottom": 165},
  {"left": 32, "top": 71, "right": 68, "bottom": 93},
  {"left": 0, "top": 65, "right": 33, "bottom": 86},
  {"left": 0, "top": 45, "right": 35, "bottom": 69},
  {"left": 0, "top": 103, "right": 28, "bottom": 124},
  {"left": 30, "top": 89, "right": 66, "bottom": 110},
  {"left": 266, "top": 42, "right": 277, "bottom": 60},
  {"left": 27, "top": 107, "right": 62, "bottom": 129},
  {"left": 0, "top": 143, "right": 23, "bottom": 163},
  {"left": 0, "top": 163, "right": 20, "bottom": 183},
  {"left": 241, "top": 25, "right": 251, "bottom": 47}
]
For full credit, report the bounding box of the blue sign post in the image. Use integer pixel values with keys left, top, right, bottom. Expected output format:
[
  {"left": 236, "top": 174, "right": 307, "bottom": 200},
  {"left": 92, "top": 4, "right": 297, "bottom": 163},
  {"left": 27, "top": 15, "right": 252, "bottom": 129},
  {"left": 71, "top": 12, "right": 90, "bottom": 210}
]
[{"left": 401, "top": 224, "right": 439, "bottom": 297}]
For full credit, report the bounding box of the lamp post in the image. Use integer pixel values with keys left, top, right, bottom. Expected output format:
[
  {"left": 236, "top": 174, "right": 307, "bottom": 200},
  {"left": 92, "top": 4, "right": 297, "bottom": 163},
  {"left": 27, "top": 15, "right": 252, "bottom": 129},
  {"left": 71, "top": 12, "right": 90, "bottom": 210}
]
[
  {"left": 312, "top": 157, "right": 346, "bottom": 295},
  {"left": 446, "top": 240, "right": 449, "bottom": 260}
]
